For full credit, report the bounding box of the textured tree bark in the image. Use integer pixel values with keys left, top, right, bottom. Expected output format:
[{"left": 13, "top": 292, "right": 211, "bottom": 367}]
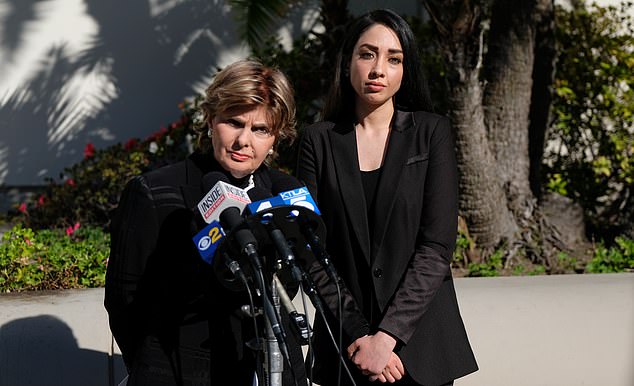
[
  {"left": 424, "top": 0, "right": 562, "bottom": 262},
  {"left": 483, "top": 0, "right": 565, "bottom": 266},
  {"left": 483, "top": 0, "right": 536, "bottom": 211},
  {"left": 424, "top": 0, "right": 518, "bottom": 249},
  {"left": 451, "top": 71, "right": 518, "bottom": 247},
  {"left": 528, "top": 0, "right": 557, "bottom": 199}
]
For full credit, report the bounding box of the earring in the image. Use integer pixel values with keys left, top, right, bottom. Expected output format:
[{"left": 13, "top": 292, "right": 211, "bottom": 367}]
[
  {"left": 268, "top": 149, "right": 274, "bottom": 155},
  {"left": 207, "top": 128, "right": 212, "bottom": 138}
]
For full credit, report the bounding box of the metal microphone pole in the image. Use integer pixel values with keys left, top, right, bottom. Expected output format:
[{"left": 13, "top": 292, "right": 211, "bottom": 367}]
[{"left": 264, "top": 273, "right": 283, "bottom": 386}]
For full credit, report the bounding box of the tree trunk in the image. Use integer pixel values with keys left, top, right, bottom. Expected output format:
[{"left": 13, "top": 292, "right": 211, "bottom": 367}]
[
  {"left": 424, "top": 0, "right": 518, "bottom": 249},
  {"left": 424, "top": 0, "right": 562, "bottom": 265},
  {"left": 452, "top": 71, "right": 518, "bottom": 248},
  {"left": 317, "top": 0, "right": 352, "bottom": 95},
  {"left": 528, "top": 0, "right": 556, "bottom": 199},
  {"left": 483, "top": 0, "right": 537, "bottom": 212}
]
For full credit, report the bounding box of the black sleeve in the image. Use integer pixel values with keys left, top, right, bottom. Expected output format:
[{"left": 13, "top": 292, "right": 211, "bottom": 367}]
[
  {"left": 104, "top": 176, "right": 159, "bottom": 368},
  {"left": 378, "top": 117, "right": 457, "bottom": 344},
  {"left": 307, "top": 260, "right": 370, "bottom": 342},
  {"left": 296, "top": 126, "right": 320, "bottom": 202},
  {"left": 297, "top": 126, "right": 370, "bottom": 342}
]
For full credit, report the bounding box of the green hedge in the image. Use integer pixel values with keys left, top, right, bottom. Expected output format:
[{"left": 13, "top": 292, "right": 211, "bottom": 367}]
[
  {"left": 586, "top": 237, "right": 634, "bottom": 273},
  {"left": 1, "top": 220, "right": 632, "bottom": 293},
  {"left": 0, "top": 224, "right": 109, "bottom": 292}
]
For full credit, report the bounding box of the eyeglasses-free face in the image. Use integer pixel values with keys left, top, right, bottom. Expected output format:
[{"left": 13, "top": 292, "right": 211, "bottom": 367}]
[
  {"left": 209, "top": 105, "right": 275, "bottom": 178},
  {"left": 349, "top": 23, "right": 404, "bottom": 111}
]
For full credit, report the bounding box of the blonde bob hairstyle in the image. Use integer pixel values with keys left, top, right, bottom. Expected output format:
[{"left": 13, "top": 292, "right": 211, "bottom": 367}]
[{"left": 195, "top": 59, "right": 297, "bottom": 160}]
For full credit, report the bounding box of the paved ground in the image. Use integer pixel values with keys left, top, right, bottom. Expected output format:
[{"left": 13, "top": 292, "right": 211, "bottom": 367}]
[
  {"left": 0, "top": 273, "right": 632, "bottom": 385},
  {"left": 452, "top": 273, "right": 633, "bottom": 386}
]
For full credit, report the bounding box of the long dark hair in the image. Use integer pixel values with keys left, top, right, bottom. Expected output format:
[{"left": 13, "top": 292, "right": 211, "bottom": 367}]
[{"left": 322, "top": 9, "right": 433, "bottom": 123}]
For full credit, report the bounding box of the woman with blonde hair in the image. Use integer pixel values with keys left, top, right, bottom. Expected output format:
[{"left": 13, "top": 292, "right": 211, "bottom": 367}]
[{"left": 106, "top": 59, "right": 306, "bottom": 385}]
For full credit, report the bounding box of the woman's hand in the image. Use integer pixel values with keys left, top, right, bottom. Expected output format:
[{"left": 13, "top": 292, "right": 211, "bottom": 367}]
[
  {"left": 369, "top": 352, "right": 405, "bottom": 383},
  {"left": 347, "top": 331, "right": 397, "bottom": 375}
]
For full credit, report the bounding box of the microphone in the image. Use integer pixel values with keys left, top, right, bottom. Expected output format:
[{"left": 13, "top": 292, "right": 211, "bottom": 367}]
[
  {"left": 239, "top": 186, "right": 360, "bottom": 384},
  {"left": 268, "top": 225, "right": 299, "bottom": 276},
  {"left": 277, "top": 187, "right": 320, "bottom": 214},
  {"left": 299, "top": 215, "right": 339, "bottom": 283},
  {"left": 245, "top": 186, "right": 334, "bottom": 281},
  {"left": 246, "top": 186, "right": 320, "bottom": 215},
  {"left": 268, "top": 221, "right": 326, "bottom": 328},
  {"left": 219, "top": 206, "right": 259, "bottom": 264},
  {"left": 192, "top": 172, "right": 251, "bottom": 264},
  {"left": 197, "top": 172, "right": 251, "bottom": 224},
  {"left": 218, "top": 203, "right": 291, "bottom": 361},
  {"left": 247, "top": 186, "right": 324, "bottom": 343},
  {"left": 269, "top": 171, "right": 304, "bottom": 195},
  {"left": 273, "top": 275, "right": 311, "bottom": 345},
  {"left": 221, "top": 251, "right": 248, "bottom": 284},
  {"left": 247, "top": 186, "right": 301, "bottom": 279},
  {"left": 247, "top": 186, "right": 273, "bottom": 202},
  {"left": 245, "top": 192, "right": 329, "bottom": 319}
]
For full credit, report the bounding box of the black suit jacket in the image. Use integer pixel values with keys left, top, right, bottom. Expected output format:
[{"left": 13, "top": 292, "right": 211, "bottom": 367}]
[
  {"left": 297, "top": 110, "right": 478, "bottom": 385},
  {"left": 105, "top": 152, "right": 307, "bottom": 385}
]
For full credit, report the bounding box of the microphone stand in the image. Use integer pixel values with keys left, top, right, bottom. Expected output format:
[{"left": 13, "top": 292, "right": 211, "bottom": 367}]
[
  {"left": 264, "top": 273, "right": 284, "bottom": 386},
  {"left": 216, "top": 205, "right": 330, "bottom": 386}
]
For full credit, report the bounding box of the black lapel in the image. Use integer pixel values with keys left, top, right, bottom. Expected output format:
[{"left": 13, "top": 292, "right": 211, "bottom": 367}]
[
  {"left": 372, "top": 111, "right": 415, "bottom": 254},
  {"left": 330, "top": 122, "right": 371, "bottom": 264}
]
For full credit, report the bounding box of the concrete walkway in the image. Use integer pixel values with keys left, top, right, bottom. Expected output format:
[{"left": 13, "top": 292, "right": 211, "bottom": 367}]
[
  {"left": 0, "top": 288, "right": 127, "bottom": 386},
  {"left": 453, "top": 273, "right": 633, "bottom": 386},
  {"left": 0, "top": 273, "right": 632, "bottom": 386}
]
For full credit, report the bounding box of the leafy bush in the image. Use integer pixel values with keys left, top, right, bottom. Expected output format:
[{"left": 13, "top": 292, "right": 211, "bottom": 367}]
[
  {"left": 10, "top": 100, "right": 200, "bottom": 230},
  {"left": 546, "top": 2, "right": 634, "bottom": 240},
  {"left": 0, "top": 224, "right": 110, "bottom": 292},
  {"left": 585, "top": 236, "right": 634, "bottom": 273},
  {"left": 254, "top": 35, "right": 331, "bottom": 128},
  {"left": 467, "top": 249, "right": 504, "bottom": 277}
]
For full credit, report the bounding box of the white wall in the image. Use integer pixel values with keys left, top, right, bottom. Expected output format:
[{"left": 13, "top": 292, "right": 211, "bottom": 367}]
[
  {"left": 0, "top": 0, "right": 627, "bottom": 188},
  {"left": 0, "top": 0, "right": 249, "bottom": 186},
  {"left": 0, "top": 0, "right": 420, "bottom": 188}
]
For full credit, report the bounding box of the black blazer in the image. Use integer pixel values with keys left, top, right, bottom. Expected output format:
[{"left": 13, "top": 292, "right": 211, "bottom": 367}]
[
  {"left": 297, "top": 110, "right": 478, "bottom": 385},
  {"left": 105, "top": 152, "right": 307, "bottom": 385}
]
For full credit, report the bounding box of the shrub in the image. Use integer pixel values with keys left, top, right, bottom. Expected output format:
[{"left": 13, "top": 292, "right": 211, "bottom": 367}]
[
  {"left": 545, "top": 2, "right": 634, "bottom": 240},
  {"left": 585, "top": 236, "right": 634, "bottom": 273},
  {"left": 10, "top": 100, "right": 200, "bottom": 230},
  {"left": 467, "top": 249, "right": 504, "bottom": 277},
  {"left": 0, "top": 224, "right": 110, "bottom": 292}
]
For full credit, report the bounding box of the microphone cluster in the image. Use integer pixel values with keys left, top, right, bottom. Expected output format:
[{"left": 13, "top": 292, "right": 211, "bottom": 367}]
[
  {"left": 191, "top": 172, "right": 359, "bottom": 386},
  {"left": 192, "top": 174, "right": 321, "bottom": 266},
  {"left": 191, "top": 173, "right": 333, "bottom": 348}
]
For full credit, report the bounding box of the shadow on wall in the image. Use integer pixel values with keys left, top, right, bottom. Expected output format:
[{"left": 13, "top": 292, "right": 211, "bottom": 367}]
[
  {"left": 0, "top": 314, "right": 124, "bottom": 386},
  {"left": 0, "top": 0, "right": 240, "bottom": 186}
]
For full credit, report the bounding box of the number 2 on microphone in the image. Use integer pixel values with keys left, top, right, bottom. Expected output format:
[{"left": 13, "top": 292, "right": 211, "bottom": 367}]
[{"left": 208, "top": 226, "right": 223, "bottom": 243}]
